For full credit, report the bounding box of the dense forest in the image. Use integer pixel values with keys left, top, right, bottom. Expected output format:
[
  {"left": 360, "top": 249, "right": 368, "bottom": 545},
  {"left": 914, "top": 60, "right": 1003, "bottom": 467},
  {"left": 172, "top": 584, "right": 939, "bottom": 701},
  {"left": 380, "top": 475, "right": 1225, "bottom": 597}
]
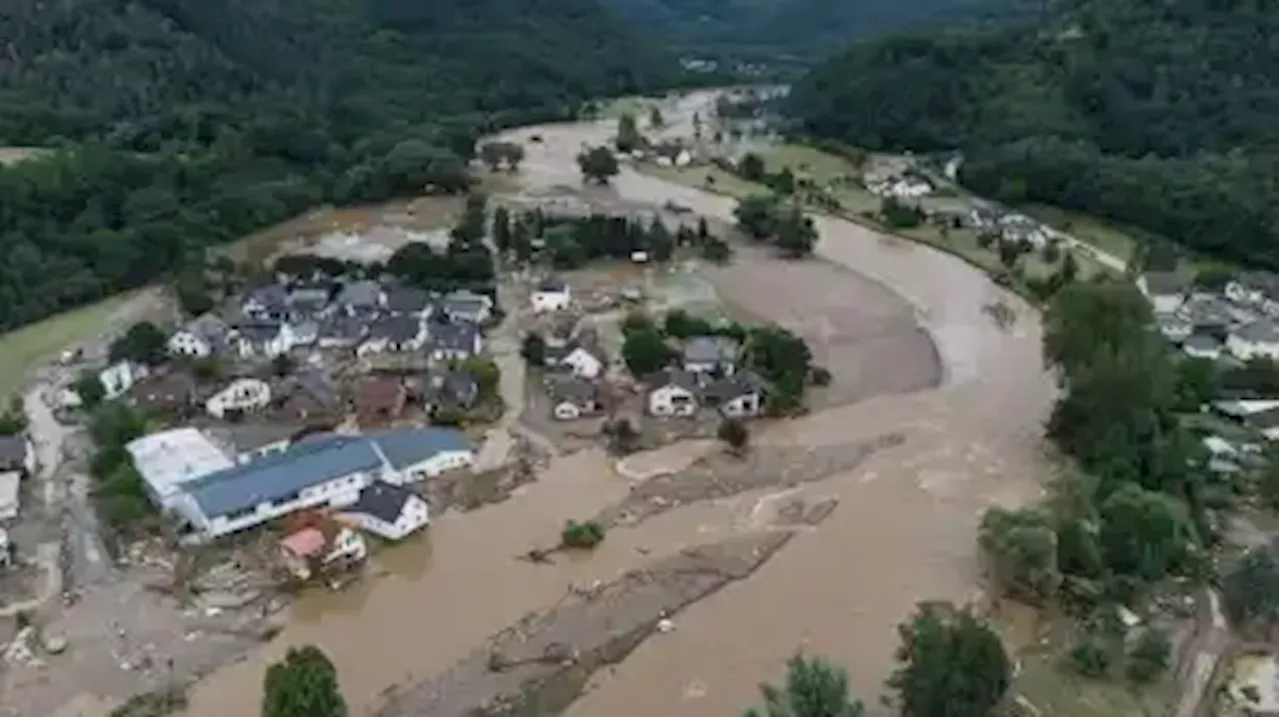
[
  {"left": 0, "top": 0, "right": 691, "bottom": 330},
  {"left": 788, "top": 0, "right": 1278, "bottom": 266},
  {"left": 601, "top": 0, "right": 1038, "bottom": 61}
]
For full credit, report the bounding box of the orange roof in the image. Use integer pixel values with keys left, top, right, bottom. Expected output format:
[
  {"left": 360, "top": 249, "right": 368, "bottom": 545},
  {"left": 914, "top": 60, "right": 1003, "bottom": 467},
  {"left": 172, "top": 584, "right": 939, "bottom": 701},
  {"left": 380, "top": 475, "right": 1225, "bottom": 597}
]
[{"left": 280, "top": 527, "right": 327, "bottom": 557}]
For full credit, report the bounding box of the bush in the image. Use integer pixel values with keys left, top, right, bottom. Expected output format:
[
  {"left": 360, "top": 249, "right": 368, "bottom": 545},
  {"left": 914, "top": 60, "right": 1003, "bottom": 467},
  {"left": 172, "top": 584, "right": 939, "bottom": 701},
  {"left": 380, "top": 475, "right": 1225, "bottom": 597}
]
[
  {"left": 1125, "top": 628, "right": 1171, "bottom": 683},
  {"left": 717, "top": 418, "right": 749, "bottom": 452},
  {"left": 561, "top": 520, "right": 605, "bottom": 549},
  {"left": 1068, "top": 636, "right": 1112, "bottom": 677},
  {"left": 809, "top": 366, "right": 833, "bottom": 386}
]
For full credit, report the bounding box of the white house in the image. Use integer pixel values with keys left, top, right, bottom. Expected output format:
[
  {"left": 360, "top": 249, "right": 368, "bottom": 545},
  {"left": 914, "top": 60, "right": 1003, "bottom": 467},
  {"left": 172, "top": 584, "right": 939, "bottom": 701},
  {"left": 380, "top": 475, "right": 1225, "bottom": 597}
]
[
  {"left": 559, "top": 345, "right": 605, "bottom": 379},
  {"left": 645, "top": 368, "right": 700, "bottom": 417},
  {"left": 1182, "top": 334, "right": 1223, "bottom": 361},
  {"left": 531, "top": 282, "right": 571, "bottom": 313},
  {"left": 1138, "top": 272, "right": 1189, "bottom": 314},
  {"left": 1156, "top": 314, "right": 1193, "bottom": 343},
  {"left": 337, "top": 481, "right": 430, "bottom": 541},
  {"left": 547, "top": 377, "right": 601, "bottom": 421},
  {"left": 425, "top": 321, "right": 482, "bottom": 363},
  {"left": 370, "top": 426, "right": 474, "bottom": 483},
  {"left": 702, "top": 370, "right": 767, "bottom": 418},
  {"left": 168, "top": 314, "right": 230, "bottom": 358},
  {"left": 205, "top": 377, "right": 272, "bottom": 419},
  {"left": 99, "top": 361, "right": 150, "bottom": 400},
  {"left": 1226, "top": 320, "right": 1279, "bottom": 362},
  {"left": 233, "top": 321, "right": 298, "bottom": 359},
  {"left": 1225, "top": 272, "right": 1279, "bottom": 309}
]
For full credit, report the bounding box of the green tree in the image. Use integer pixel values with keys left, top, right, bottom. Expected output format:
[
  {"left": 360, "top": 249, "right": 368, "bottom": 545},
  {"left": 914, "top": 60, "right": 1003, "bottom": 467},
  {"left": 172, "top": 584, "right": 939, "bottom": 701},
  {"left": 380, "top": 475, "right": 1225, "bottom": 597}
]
[
  {"left": 735, "top": 195, "right": 778, "bottom": 240},
  {"left": 978, "top": 507, "right": 1061, "bottom": 602},
  {"left": 774, "top": 206, "right": 818, "bottom": 258},
  {"left": 1043, "top": 280, "right": 1154, "bottom": 379},
  {"left": 1125, "top": 629, "right": 1171, "bottom": 683},
  {"left": 492, "top": 206, "right": 513, "bottom": 255},
  {"left": 561, "top": 519, "right": 605, "bottom": 548},
  {"left": 1221, "top": 546, "right": 1278, "bottom": 630},
  {"left": 649, "top": 105, "right": 664, "bottom": 129},
  {"left": 1172, "top": 357, "right": 1219, "bottom": 412},
  {"left": 520, "top": 332, "right": 547, "bottom": 366},
  {"left": 663, "top": 309, "right": 713, "bottom": 339},
  {"left": 73, "top": 371, "right": 106, "bottom": 409},
  {"left": 1098, "top": 483, "right": 1190, "bottom": 580},
  {"left": 271, "top": 354, "right": 297, "bottom": 378},
  {"left": 577, "top": 146, "right": 620, "bottom": 184},
  {"left": 262, "top": 645, "right": 346, "bottom": 717},
  {"left": 478, "top": 142, "right": 505, "bottom": 171},
  {"left": 461, "top": 356, "right": 500, "bottom": 399},
  {"left": 739, "top": 152, "right": 766, "bottom": 182},
  {"left": 616, "top": 112, "right": 643, "bottom": 153},
  {"left": 1068, "top": 635, "right": 1112, "bottom": 678},
  {"left": 110, "top": 322, "right": 169, "bottom": 366},
  {"left": 744, "top": 654, "right": 865, "bottom": 717},
  {"left": 702, "top": 238, "right": 732, "bottom": 263},
  {"left": 887, "top": 602, "right": 1010, "bottom": 717},
  {"left": 622, "top": 327, "right": 671, "bottom": 377},
  {"left": 174, "top": 273, "right": 215, "bottom": 317},
  {"left": 718, "top": 417, "right": 750, "bottom": 453},
  {"left": 0, "top": 396, "right": 27, "bottom": 436}
]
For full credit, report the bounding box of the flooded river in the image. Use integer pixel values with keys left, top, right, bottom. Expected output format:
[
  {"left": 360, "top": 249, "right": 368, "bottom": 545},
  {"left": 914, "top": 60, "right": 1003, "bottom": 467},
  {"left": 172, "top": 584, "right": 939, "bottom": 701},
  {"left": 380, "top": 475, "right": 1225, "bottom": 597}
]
[{"left": 179, "top": 91, "right": 1054, "bottom": 716}]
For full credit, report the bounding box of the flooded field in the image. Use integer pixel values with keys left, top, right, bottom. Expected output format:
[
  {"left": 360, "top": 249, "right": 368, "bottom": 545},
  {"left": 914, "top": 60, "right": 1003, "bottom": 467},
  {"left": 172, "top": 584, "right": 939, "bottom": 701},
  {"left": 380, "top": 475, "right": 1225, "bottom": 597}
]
[{"left": 163, "top": 90, "right": 1055, "bottom": 717}]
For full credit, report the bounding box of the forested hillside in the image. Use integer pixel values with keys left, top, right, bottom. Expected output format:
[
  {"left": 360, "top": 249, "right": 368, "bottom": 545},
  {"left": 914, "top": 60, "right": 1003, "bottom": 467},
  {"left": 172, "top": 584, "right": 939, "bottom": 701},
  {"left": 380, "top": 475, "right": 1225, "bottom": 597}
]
[
  {"left": 0, "top": 0, "right": 686, "bottom": 330},
  {"left": 788, "top": 0, "right": 1278, "bottom": 266},
  {"left": 601, "top": 0, "right": 1037, "bottom": 60}
]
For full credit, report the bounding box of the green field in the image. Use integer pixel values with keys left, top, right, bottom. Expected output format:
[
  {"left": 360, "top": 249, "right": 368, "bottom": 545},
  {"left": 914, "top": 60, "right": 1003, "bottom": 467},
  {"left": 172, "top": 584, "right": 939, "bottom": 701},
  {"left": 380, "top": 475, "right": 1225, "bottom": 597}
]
[
  {"left": 1019, "top": 203, "right": 1141, "bottom": 266},
  {"left": 1015, "top": 652, "right": 1171, "bottom": 717},
  {"left": 0, "top": 294, "right": 133, "bottom": 397}
]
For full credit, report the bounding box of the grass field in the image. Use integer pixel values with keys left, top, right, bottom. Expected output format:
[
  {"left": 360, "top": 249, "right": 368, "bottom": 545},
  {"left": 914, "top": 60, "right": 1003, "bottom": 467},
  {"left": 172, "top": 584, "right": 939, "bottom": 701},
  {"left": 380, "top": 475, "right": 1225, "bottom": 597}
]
[
  {"left": 0, "top": 294, "right": 136, "bottom": 397},
  {"left": 1019, "top": 203, "right": 1142, "bottom": 266}
]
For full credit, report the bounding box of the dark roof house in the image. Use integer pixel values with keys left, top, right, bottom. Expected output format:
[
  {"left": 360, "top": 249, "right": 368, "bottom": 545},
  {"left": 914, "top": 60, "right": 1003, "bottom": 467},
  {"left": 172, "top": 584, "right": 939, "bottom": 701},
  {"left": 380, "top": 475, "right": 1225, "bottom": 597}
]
[
  {"left": 341, "top": 481, "right": 419, "bottom": 525},
  {"left": 645, "top": 367, "right": 701, "bottom": 393},
  {"left": 384, "top": 285, "right": 434, "bottom": 315},
  {"left": 124, "top": 370, "right": 197, "bottom": 415},
  {"left": 0, "top": 435, "right": 30, "bottom": 473}
]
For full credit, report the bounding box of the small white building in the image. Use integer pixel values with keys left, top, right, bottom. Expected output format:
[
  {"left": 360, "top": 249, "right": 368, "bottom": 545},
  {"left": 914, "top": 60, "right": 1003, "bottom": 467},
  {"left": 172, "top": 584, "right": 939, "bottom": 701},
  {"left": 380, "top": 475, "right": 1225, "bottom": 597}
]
[
  {"left": 1226, "top": 319, "right": 1279, "bottom": 362},
  {"left": 702, "top": 370, "right": 767, "bottom": 418},
  {"left": 167, "top": 314, "right": 230, "bottom": 358},
  {"left": 547, "top": 377, "right": 602, "bottom": 421},
  {"left": 1182, "top": 334, "right": 1223, "bottom": 361},
  {"left": 646, "top": 369, "right": 700, "bottom": 417},
  {"left": 338, "top": 481, "right": 430, "bottom": 541},
  {"left": 531, "top": 282, "right": 571, "bottom": 313},
  {"left": 233, "top": 322, "right": 298, "bottom": 359},
  {"left": 559, "top": 345, "right": 605, "bottom": 379},
  {"left": 371, "top": 426, "right": 474, "bottom": 484},
  {"left": 205, "top": 377, "right": 272, "bottom": 419},
  {"left": 1138, "top": 272, "right": 1189, "bottom": 315},
  {"left": 99, "top": 361, "right": 150, "bottom": 401}
]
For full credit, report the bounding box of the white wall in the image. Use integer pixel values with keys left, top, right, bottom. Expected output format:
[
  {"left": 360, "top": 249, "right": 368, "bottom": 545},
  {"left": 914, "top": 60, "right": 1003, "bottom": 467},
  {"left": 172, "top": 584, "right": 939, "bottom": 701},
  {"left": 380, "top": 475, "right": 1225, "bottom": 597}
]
[
  {"left": 392, "top": 449, "right": 475, "bottom": 484},
  {"left": 168, "top": 331, "right": 211, "bottom": 357},
  {"left": 188, "top": 469, "right": 375, "bottom": 540},
  {"left": 1227, "top": 334, "right": 1280, "bottom": 362},
  {"left": 648, "top": 386, "right": 697, "bottom": 416},
  {"left": 206, "top": 378, "right": 271, "bottom": 418}
]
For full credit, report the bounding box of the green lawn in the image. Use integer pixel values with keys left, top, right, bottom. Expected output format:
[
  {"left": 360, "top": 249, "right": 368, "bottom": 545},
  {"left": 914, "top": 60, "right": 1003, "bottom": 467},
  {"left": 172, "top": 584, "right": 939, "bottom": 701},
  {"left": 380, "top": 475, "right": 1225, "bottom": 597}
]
[
  {"left": 1019, "top": 203, "right": 1141, "bottom": 265},
  {"left": 0, "top": 294, "right": 134, "bottom": 397},
  {"left": 643, "top": 164, "right": 765, "bottom": 200}
]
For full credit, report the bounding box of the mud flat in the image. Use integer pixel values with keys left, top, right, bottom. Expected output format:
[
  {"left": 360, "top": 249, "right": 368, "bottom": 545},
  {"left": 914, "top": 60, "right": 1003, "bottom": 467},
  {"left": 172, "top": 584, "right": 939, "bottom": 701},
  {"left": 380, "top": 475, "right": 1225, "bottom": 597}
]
[{"left": 374, "top": 499, "right": 837, "bottom": 717}]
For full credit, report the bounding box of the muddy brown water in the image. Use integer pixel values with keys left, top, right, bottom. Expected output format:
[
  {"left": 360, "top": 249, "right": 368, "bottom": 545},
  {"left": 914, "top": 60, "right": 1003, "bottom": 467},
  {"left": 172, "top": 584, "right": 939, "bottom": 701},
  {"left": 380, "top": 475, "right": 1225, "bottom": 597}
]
[{"left": 173, "top": 91, "right": 1054, "bottom": 717}]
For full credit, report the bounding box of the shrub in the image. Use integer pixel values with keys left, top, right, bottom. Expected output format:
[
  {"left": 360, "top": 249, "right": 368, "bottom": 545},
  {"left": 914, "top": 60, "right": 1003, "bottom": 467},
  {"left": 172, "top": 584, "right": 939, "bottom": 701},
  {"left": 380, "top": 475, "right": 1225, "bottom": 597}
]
[
  {"left": 1068, "top": 636, "right": 1112, "bottom": 677},
  {"left": 561, "top": 520, "right": 605, "bottom": 549},
  {"left": 1125, "top": 629, "right": 1171, "bottom": 683}
]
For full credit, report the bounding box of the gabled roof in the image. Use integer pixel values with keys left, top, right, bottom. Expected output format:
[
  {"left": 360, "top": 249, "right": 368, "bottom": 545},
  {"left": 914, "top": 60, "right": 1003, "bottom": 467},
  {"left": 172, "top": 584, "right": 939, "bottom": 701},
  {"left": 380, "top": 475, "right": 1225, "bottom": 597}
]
[
  {"left": 384, "top": 285, "right": 434, "bottom": 314},
  {"left": 336, "top": 280, "right": 383, "bottom": 309},
  {"left": 319, "top": 313, "right": 366, "bottom": 341},
  {"left": 548, "top": 376, "right": 599, "bottom": 405},
  {"left": 367, "top": 427, "right": 470, "bottom": 470},
  {"left": 702, "top": 369, "right": 767, "bottom": 402},
  {"left": 645, "top": 367, "right": 700, "bottom": 392},
  {"left": 1232, "top": 319, "right": 1279, "bottom": 344},
  {"left": 428, "top": 321, "right": 480, "bottom": 353},
  {"left": 683, "top": 336, "right": 724, "bottom": 363},
  {"left": 1184, "top": 333, "right": 1222, "bottom": 351},
  {"left": 354, "top": 376, "right": 407, "bottom": 412},
  {"left": 244, "top": 283, "right": 287, "bottom": 310},
  {"left": 182, "top": 313, "right": 230, "bottom": 343},
  {"left": 436, "top": 371, "right": 479, "bottom": 408},
  {"left": 438, "top": 291, "right": 491, "bottom": 317},
  {"left": 187, "top": 435, "right": 383, "bottom": 518},
  {"left": 369, "top": 315, "right": 422, "bottom": 343},
  {"left": 212, "top": 422, "right": 305, "bottom": 455},
  {"left": 535, "top": 281, "right": 568, "bottom": 294},
  {"left": 0, "top": 435, "right": 27, "bottom": 471},
  {"left": 1143, "top": 271, "right": 1189, "bottom": 297},
  {"left": 1239, "top": 271, "right": 1279, "bottom": 299},
  {"left": 234, "top": 321, "right": 284, "bottom": 343},
  {"left": 285, "top": 367, "right": 341, "bottom": 409},
  {"left": 341, "top": 481, "right": 418, "bottom": 524}
]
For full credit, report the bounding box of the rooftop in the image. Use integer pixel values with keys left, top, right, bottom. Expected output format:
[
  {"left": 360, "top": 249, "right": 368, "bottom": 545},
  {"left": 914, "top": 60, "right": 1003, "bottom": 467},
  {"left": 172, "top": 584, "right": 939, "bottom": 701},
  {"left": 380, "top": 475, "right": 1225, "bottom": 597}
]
[
  {"left": 1143, "top": 271, "right": 1189, "bottom": 296},
  {"left": 1232, "top": 319, "right": 1279, "bottom": 344},
  {"left": 646, "top": 367, "right": 700, "bottom": 392},
  {"left": 367, "top": 426, "right": 470, "bottom": 471},
  {"left": 0, "top": 435, "right": 26, "bottom": 471},
  {"left": 127, "top": 428, "right": 235, "bottom": 501},
  {"left": 341, "top": 480, "right": 417, "bottom": 524}
]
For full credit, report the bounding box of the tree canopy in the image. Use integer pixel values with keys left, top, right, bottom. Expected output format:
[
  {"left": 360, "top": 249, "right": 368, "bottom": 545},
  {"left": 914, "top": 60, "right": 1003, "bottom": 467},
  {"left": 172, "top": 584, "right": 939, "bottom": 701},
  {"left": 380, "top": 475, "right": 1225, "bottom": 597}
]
[
  {"left": 262, "top": 645, "right": 346, "bottom": 717},
  {"left": 744, "top": 654, "right": 865, "bottom": 717},
  {"left": 887, "top": 602, "right": 1011, "bottom": 717},
  {"left": 789, "top": 0, "right": 1278, "bottom": 266}
]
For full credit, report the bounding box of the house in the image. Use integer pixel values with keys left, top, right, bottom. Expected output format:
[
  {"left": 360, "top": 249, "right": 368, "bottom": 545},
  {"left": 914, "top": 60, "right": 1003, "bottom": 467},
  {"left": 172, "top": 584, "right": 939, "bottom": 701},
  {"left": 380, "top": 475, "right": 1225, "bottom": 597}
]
[
  {"left": 354, "top": 376, "right": 409, "bottom": 425},
  {"left": 0, "top": 434, "right": 36, "bottom": 477},
  {"left": 126, "top": 427, "right": 236, "bottom": 511},
  {"left": 337, "top": 481, "right": 430, "bottom": 541},
  {"left": 999, "top": 216, "right": 1048, "bottom": 249},
  {"left": 1183, "top": 333, "right": 1224, "bottom": 361},
  {"left": 0, "top": 471, "right": 18, "bottom": 521},
  {"left": 645, "top": 368, "right": 701, "bottom": 417},
  {"left": 1155, "top": 314, "right": 1193, "bottom": 343},
  {"left": 682, "top": 336, "right": 737, "bottom": 375},
  {"left": 547, "top": 377, "right": 602, "bottom": 420},
  {"left": 702, "top": 370, "right": 767, "bottom": 418},
  {"left": 1244, "top": 408, "right": 1280, "bottom": 442},
  {"left": 384, "top": 285, "right": 435, "bottom": 318},
  {"left": 431, "top": 371, "right": 480, "bottom": 413},
  {"left": 1226, "top": 320, "right": 1280, "bottom": 362},
  {"left": 334, "top": 280, "right": 383, "bottom": 316},
  {"left": 1225, "top": 272, "right": 1280, "bottom": 308},
  {"left": 358, "top": 316, "right": 426, "bottom": 355},
  {"left": 1138, "top": 272, "right": 1189, "bottom": 314},
  {"left": 1214, "top": 399, "right": 1280, "bottom": 442},
  {"left": 208, "top": 423, "right": 304, "bottom": 464},
  {"left": 558, "top": 343, "right": 606, "bottom": 379},
  {"left": 366, "top": 426, "right": 474, "bottom": 483},
  {"left": 275, "top": 367, "right": 342, "bottom": 423},
  {"left": 168, "top": 314, "right": 230, "bottom": 357},
  {"left": 531, "top": 282, "right": 571, "bottom": 313},
  {"left": 438, "top": 290, "right": 493, "bottom": 324},
  {"left": 98, "top": 361, "right": 150, "bottom": 400},
  {"left": 289, "top": 319, "right": 319, "bottom": 348},
  {"left": 1182, "top": 296, "right": 1236, "bottom": 333},
  {"left": 242, "top": 283, "right": 288, "bottom": 320},
  {"left": 285, "top": 282, "right": 334, "bottom": 319},
  {"left": 317, "top": 314, "right": 367, "bottom": 349},
  {"left": 232, "top": 321, "right": 296, "bottom": 359},
  {"left": 278, "top": 524, "right": 367, "bottom": 580},
  {"left": 426, "top": 320, "right": 482, "bottom": 363},
  {"left": 123, "top": 370, "right": 197, "bottom": 416},
  {"left": 206, "top": 377, "right": 272, "bottom": 419}
]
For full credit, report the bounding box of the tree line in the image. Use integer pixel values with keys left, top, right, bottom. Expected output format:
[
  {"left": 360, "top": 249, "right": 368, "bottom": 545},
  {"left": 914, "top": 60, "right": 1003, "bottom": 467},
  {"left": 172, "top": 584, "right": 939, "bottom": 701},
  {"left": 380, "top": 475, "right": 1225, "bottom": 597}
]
[
  {"left": 0, "top": 0, "right": 697, "bottom": 332},
  {"left": 787, "top": 0, "right": 1278, "bottom": 267}
]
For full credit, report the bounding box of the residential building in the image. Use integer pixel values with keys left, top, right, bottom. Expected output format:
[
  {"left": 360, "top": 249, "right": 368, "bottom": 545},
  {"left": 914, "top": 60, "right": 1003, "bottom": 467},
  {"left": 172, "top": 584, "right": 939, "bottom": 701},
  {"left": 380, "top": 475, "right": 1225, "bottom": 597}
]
[
  {"left": 1183, "top": 333, "right": 1223, "bottom": 361},
  {"left": 1225, "top": 272, "right": 1280, "bottom": 309},
  {"left": 167, "top": 314, "right": 230, "bottom": 357},
  {"left": 1155, "top": 314, "right": 1193, "bottom": 343},
  {"left": 278, "top": 524, "right": 367, "bottom": 580},
  {"left": 431, "top": 371, "right": 480, "bottom": 413},
  {"left": 682, "top": 336, "right": 737, "bottom": 375},
  {"left": 368, "top": 426, "right": 474, "bottom": 484},
  {"left": 548, "top": 377, "right": 602, "bottom": 420},
  {"left": 358, "top": 316, "right": 427, "bottom": 356},
  {"left": 123, "top": 370, "right": 197, "bottom": 417},
  {"left": 0, "top": 471, "right": 18, "bottom": 521},
  {"left": 0, "top": 434, "right": 36, "bottom": 477},
  {"left": 426, "top": 320, "right": 482, "bottom": 363},
  {"left": 531, "top": 282, "right": 571, "bottom": 313},
  {"left": 334, "top": 280, "right": 383, "bottom": 316},
  {"left": 206, "top": 377, "right": 272, "bottom": 419},
  {"left": 384, "top": 285, "right": 434, "bottom": 318},
  {"left": 286, "top": 282, "right": 334, "bottom": 319},
  {"left": 232, "top": 321, "right": 297, "bottom": 358},
  {"left": 275, "top": 367, "right": 342, "bottom": 423},
  {"left": 354, "top": 376, "right": 409, "bottom": 425},
  {"left": 1138, "top": 272, "right": 1189, "bottom": 314},
  {"left": 558, "top": 343, "right": 605, "bottom": 379},
  {"left": 702, "top": 370, "right": 767, "bottom": 418},
  {"left": 208, "top": 423, "right": 303, "bottom": 465},
  {"left": 317, "top": 314, "right": 367, "bottom": 349},
  {"left": 126, "top": 428, "right": 235, "bottom": 511},
  {"left": 242, "top": 283, "right": 288, "bottom": 320},
  {"left": 646, "top": 368, "right": 701, "bottom": 417},
  {"left": 99, "top": 361, "right": 150, "bottom": 401},
  {"left": 337, "top": 481, "right": 430, "bottom": 540},
  {"left": 1226, "top": 320, "right": 1280, "bottom": 362},
  {"left": 438, "top": 290, "right": 493, "bottom": 324}
]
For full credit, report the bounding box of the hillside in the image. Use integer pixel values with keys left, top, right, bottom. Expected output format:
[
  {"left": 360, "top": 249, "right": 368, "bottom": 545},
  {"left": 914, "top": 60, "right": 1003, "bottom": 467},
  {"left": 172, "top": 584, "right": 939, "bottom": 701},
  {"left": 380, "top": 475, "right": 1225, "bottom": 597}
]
[
  {"left": 0, "top": 0, "right": 685, "bottom": 330},
  {"left": 600, "top": 0, "right": 1038, "bottom": 60},
  {"left": 788, "top": 0, "right": 1278, "bottom": 266}
]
